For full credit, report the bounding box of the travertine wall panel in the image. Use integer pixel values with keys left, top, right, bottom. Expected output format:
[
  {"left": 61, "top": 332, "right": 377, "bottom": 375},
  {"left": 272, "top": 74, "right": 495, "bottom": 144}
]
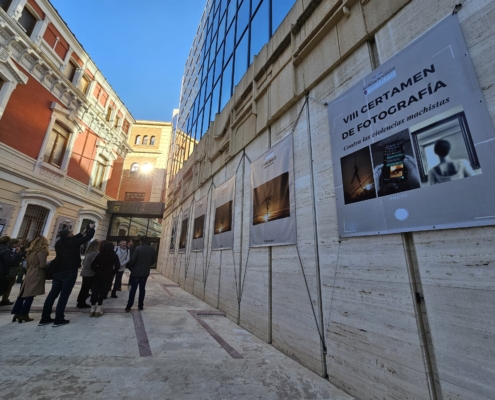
[
  {"left": 238, "top": 131, "right": 271, "bottom": 340},
  {"left": 336, "top": 2, "right": 367, "bottom": 57},
  {"left": 362, "top": 0, "right": 413, "bottom": 34},
  {"left": 204, "top": 249, "right": 221, "bottom": 308},
  {"left": 295, "top": 26, "right": 340, "bottom": 94},
  {"left": 414, "top": 227, "right": 495, "bottom": 400}
]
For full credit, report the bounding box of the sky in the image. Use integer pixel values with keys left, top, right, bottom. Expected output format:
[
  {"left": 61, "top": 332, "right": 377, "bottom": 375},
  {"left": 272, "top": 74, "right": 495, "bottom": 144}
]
[{"left": 50, "top": 0, "right": 205, "bottom": 122}]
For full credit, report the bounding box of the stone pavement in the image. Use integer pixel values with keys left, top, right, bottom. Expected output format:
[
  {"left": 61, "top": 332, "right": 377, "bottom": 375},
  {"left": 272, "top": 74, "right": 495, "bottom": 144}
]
[{"left": 0, "top": 272, "right": 353, "bottom": 400}]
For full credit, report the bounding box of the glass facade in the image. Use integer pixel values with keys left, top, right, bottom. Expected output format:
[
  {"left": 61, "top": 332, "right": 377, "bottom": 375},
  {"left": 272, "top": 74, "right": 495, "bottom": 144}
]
[{"left": 171, "top": 0, "right": 296, "bottom": 179}]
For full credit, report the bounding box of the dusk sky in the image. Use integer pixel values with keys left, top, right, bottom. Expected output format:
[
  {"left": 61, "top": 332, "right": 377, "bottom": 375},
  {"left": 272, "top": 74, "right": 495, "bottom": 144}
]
[{"left": 50, "top": 0, "right": 205, "bottom": 122}]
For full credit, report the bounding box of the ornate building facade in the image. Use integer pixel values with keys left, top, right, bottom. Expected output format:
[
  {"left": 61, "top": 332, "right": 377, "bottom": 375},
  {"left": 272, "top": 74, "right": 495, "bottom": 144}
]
[{"left": 0, "top": 0, "right": 134, "bottom": 243}]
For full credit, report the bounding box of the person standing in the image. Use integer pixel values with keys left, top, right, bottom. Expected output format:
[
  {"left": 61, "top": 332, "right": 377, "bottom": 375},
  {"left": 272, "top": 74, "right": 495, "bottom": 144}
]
[
  {"left": 39, "top": 223, "right": 95, "bottom": 327},
  {"left": 75, "top": 240, "right": 100, "bottom": 308},
  {"left": 0, "top": 236, "right": 22, "bottom": 302},
  {"left": 11, "top": 236, "right": 49, "bottom": 323},
  {"left": 0, "top": 239, "right": 25, "bottom": 306},
  {"left": 125, "top": 236, "right": 155, "bottom": 312},
  {"left": 89, "top": 242, "right": 120, "bottom": 317},
  {"left": 111, "top": 240, "right": 130, "bottom": 298}
]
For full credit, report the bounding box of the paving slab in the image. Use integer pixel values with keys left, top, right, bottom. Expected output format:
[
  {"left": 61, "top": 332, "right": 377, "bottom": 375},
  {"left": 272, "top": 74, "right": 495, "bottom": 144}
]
[{"left": 0, "top": 273, "right": 353, "bottom": 399}]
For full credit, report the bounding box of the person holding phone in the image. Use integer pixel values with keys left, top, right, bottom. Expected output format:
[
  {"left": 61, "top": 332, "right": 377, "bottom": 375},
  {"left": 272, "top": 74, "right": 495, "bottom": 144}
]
[{"left": 39, "top": 222, "right": 95, "bottom": 327}]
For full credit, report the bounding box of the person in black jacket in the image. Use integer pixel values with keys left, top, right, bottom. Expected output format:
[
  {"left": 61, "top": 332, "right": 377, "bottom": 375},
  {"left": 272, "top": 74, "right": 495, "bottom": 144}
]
[
  {"left": 89, "top": 242, "right": 120, "bottom": 317},
  {"left": 125, "top": 236, "right": 155, "bottom": 312},
  {"left": 0, "top": 236, "right": 22, "bottom": 300},
  {"left": 39, "top": 223, "right": 95, "bottom": 327}
]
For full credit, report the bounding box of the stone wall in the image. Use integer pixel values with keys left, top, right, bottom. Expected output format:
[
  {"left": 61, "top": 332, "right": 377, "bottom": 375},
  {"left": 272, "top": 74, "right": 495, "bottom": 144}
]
[{"left": 158, "top": 0, "right": 495, "bottom": 398}]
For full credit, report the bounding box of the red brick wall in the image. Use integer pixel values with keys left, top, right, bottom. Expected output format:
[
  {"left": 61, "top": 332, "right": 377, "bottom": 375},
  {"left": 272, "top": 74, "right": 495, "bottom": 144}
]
[
  {"left": 43, "top": 23, "right": 69, "bottom": 60},
  {"left": 106, "top": 154, "right": 124, "bottom": 199},
  {"left": 118, "top": 158, "right": 156, "bottom": 202},
  {"left": 67, "top": 128, "right": 98, "bottom": 184},
  {"left": 0, "top": 62, "right": 62, "bottom": 159}
]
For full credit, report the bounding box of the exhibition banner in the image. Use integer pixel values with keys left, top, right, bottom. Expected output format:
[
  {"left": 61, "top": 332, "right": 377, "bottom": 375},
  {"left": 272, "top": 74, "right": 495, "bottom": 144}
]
[
  {"left": 169, "top": 217, "right": 178, "bottom": 253},
  {"left": 191, "top": 196, "right": 207, "bottom": 252},
  {"left": 212, "top": 175, "right": 235, "bottom": 250},
  {"left": 178, "top": 209, "right": 189, "bottom": 253},
  {"left": 250, "top": 135, "right": 296, "bottom": 247},
  {"left": 328, "top": 16, "right": 495, "bottom": 237}
]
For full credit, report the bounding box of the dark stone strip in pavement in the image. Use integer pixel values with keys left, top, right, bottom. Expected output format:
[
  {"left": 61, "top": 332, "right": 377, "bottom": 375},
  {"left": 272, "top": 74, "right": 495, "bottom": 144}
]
[
  {"left": 161, "top": 284, "right": 180, "bottom": 287},
  {"left": 159, "top": 284, "right": 174, "bottom": 297},
  {"left": 187, "top": 310, "right": 243, "bottom": 359},
  {"left": 196, "top": 310, "right": 226, "bottom": 316},
  {"left": 132, "top": 311, "right": 152, "bottom": 357}
]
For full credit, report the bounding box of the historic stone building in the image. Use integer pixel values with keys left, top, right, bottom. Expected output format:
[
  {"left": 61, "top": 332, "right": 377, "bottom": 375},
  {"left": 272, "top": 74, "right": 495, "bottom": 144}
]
[
  {"left": 0, "top": 0, "right": 134, "bottom": 244},
  {"left": 159, "top": 0, "right": 495, "bottom": 399}
]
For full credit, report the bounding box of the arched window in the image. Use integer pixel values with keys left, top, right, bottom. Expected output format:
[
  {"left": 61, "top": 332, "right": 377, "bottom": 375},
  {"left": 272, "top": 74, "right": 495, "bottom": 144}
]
[
  {"left": 135, "top": 135, "right": 141, "bottom": 145},
  {"left": 130, "top": 163, "right": 139, "bottom": 174},
  {"left": 143, "top": 136, "right": 149, "bottom": 145},
  {"left": 150, "top": 136, "right": 156, "bottom": 145}
]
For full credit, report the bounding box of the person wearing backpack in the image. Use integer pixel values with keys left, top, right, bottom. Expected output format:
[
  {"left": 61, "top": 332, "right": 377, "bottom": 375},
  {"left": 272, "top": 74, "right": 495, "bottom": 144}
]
[
  {"left": 110, "top": 239, "right": 130, "bottom": 298},
  {"left": 39, "top": 223, "right": 95, "bottom": 327},
  {"left": 11, "top": 236, "right": 49, "bottom": 323},
  {"left": 89, "top": 242, "right": 120, "bottom": 317}
]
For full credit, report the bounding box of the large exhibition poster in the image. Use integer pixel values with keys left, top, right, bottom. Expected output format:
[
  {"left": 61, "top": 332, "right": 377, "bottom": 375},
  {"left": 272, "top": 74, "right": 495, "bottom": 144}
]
[
  {"left": 250, "top": 135, "right": 296, "bottom": 247},
  {"left": 169, "top": 217, "right": 178, "bottom": 253},
  {"left": 212, "top": 176, "right": 235, "bottom": 250},
  {"left": 328, "top": 16, "right": 495, "bottom": 237},
  {"left": 192, "top": 196, "right": 207, "bottom": 252},
  {"left": 178, "top": 209, "right": 189, "bottom": 253}
]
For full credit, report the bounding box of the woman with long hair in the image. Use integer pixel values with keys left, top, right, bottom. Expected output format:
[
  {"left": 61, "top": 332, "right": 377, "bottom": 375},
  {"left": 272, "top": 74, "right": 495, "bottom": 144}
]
[
  {"left": 11, "top": 236, "right": 49, "bottom": 323},
  {"left": 76, "top": 240, "right": 100, "bottom": 308},
  {"left": 90, "top": 242, "right": 120, "bottom": 317}
]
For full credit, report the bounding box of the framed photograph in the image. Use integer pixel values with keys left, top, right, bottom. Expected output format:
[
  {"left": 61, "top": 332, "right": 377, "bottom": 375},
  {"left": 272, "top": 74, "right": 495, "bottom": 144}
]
[
  {"left": 410, "top": 107, "right": 481, "bottom": 186},
  {"left": 213, "top": 201, "right": 232, "bottom": 235},
  {"left": 253, "top": 172, "right": 290, "bottom": 226}
]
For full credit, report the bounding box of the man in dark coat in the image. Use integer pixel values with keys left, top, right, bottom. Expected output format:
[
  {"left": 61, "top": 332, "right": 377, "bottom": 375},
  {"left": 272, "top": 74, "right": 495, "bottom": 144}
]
[
  {"left": 39, "top": 223, "right": 95, "bottom": 327},
  {"left": 125, "top": 236, "right": 155, "bottom": 312},
  {"left": 0, "top": 236, "right": 22, "bottom": 299}
]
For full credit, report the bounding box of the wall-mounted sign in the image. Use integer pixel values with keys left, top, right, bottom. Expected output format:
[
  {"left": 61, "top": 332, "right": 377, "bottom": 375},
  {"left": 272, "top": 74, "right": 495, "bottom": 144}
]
[
  {"left": 212, "top": 175, "right": 235, "bottom": 250},
  {"left": 107, "top": 201, "right": 164, "bottom": 216},
  {"left": 192, "top": 196, "right": 207, "bottom": 252},
  {"left": 328, "top": 16, "right": 495, "bottom": 237},
  {"left": 250, "top": 135, "right": 296, "bottom": 247},
  {"left": 124, "top": 192, "right": 146, "bottom": 202}
]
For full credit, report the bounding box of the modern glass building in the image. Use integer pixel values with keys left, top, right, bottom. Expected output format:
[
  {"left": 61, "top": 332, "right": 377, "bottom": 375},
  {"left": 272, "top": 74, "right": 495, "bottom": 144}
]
[{"left": 172, "top": 0, "right": 297, "bottom": 176}]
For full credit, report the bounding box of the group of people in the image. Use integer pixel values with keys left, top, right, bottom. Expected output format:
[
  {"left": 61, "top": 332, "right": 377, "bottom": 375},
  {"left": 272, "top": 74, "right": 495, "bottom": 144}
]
[{"left": 0, "top": 224, "right": 156, "bottom": 327}]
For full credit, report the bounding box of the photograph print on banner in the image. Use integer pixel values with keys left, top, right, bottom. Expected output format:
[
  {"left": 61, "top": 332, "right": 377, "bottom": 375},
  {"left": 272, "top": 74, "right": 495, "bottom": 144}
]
[
  {"left": 191, "top": 196, "right": 207, "bottom": 252},
  {"left": 169, "top": 217, "right": 178, "bottom": 253},
  {"left": 212, "top": 175, "right": 235, "bottom": 250},
  {"left": 328, "top": 16, "right": 495, "bottom": 237},
  {"left": 178, "top": 209, "right": 190, "bottom": 253},
  {"left": 250, "top": 135, "right": 296, "bottom": 247}
]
